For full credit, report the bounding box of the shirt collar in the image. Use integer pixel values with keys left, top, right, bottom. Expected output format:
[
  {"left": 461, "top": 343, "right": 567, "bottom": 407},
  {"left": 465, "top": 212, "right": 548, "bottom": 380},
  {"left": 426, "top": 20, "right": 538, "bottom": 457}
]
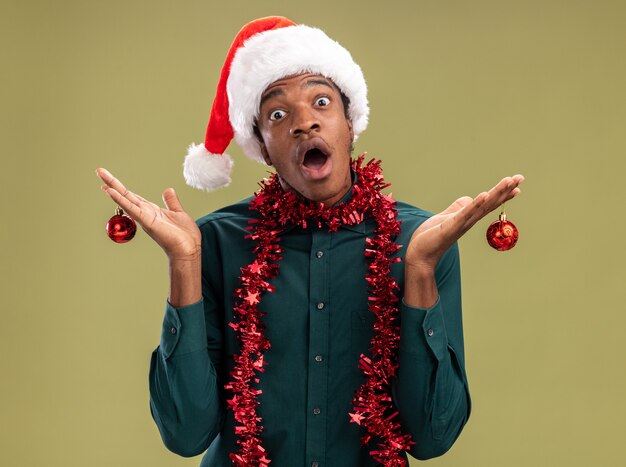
[
  {"left": 280, "top": 169, "right": 371, "bottom": 235},
  {"left": 336, "top": 170, "right": 371, "bottom": 234}
]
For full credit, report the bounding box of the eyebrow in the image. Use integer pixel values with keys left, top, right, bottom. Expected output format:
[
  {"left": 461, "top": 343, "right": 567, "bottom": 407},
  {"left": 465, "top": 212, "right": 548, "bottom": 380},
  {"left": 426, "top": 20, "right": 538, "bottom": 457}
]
[
  {"left": 259, "top": 78, "right": 336, "bottom": 109},
  {"left": 303, "top": 78, "right": 335, "bottom": 91},
  {"left": 259, "top": 88, "right": 285, "bottom": 109}
]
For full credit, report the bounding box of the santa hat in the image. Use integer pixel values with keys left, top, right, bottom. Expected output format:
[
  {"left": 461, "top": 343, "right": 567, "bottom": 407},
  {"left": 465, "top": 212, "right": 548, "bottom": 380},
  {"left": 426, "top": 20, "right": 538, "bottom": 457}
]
[{"left": 183, "top": 16, "right": 369, "bottom": 191}]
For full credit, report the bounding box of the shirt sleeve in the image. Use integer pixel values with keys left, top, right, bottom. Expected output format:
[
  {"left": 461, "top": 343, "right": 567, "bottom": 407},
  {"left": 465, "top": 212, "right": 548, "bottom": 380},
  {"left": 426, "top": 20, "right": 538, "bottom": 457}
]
[
  {"left": 149, "top": 299, "right": 225, "bottom": 457},
  {"left": 148, "top": 222, "right": 227, "bottom": 458},
  {"left": 393, "top": 242, "right": 471, "bottom": 460}
]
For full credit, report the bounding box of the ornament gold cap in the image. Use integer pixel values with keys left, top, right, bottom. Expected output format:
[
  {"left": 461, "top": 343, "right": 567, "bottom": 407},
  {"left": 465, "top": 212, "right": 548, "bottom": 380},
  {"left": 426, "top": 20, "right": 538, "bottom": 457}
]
[{"left": 115, "top": 206, "right": 124, "bottom": 216}]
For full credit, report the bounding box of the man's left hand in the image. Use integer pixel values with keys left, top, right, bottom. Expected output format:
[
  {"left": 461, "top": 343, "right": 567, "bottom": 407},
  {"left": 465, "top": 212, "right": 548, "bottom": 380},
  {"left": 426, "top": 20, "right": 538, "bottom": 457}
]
[{"left": 403, "top": 175, "right": 524, "bottom": 308}]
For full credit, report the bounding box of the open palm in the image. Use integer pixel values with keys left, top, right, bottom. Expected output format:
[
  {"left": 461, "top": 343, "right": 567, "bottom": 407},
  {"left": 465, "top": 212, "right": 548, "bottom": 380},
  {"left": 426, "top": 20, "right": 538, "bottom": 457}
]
[
  {"left": 96, "top": 168, "right": 201, "bottom": 259},
  {"left": 406, "top": 175, "right": 525, "bottom": 271}
]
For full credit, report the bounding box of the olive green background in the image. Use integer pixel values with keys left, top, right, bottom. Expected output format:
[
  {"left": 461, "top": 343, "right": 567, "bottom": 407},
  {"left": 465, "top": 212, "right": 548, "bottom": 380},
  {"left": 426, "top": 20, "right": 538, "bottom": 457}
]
[{"left": 2, "top": 0, "right": 625, "bottom": 466}]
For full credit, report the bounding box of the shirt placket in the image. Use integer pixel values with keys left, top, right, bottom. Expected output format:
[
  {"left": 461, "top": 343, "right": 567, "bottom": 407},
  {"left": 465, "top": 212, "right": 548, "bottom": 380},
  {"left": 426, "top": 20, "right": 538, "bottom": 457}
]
[{"left": 304, "top": 227, "right": 331, "bottom": 467}]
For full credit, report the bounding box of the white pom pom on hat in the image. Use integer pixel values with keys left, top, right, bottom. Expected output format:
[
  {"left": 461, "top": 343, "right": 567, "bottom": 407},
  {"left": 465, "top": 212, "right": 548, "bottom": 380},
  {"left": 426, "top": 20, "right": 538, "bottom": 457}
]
[{"left": 184, "top": 16, "right": 369, "bottom": 191}]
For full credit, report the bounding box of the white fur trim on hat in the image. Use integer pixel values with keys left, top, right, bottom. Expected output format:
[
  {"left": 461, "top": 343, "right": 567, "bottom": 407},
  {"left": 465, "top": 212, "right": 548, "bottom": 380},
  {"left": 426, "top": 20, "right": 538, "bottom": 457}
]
[
  {"left": 227, "top": 25, "right": 369, "bottom": 164},
  {"left": 183, "top": 143, "right": 234, "bottom": 191}
]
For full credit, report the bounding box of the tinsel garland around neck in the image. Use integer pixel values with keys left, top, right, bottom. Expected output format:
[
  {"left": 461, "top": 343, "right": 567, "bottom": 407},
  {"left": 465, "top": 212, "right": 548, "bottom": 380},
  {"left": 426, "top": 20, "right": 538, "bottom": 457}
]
[{"left": 225, "top": 154, "right": 415, "bottom": 466}]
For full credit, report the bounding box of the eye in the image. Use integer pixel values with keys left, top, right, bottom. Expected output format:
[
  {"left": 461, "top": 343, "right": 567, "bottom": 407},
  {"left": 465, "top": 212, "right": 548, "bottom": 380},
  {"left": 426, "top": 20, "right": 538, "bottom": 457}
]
[
  {"left": 316, "top": 97, "right": 331, "bottom": 107},
  {"left": 269, "top": 109, "right": 286, "bottom": 121}
]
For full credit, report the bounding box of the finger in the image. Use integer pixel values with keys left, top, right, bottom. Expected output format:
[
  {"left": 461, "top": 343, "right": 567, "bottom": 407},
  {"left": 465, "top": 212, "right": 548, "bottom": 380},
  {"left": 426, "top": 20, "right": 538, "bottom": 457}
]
[
  {"left": 96, "top": 168, "right": 141, "bottom": 205},
  {"left": 450, "top": 174, "right": 520, "bottom": 222},
  {"left": 435, "top": 176, "right": 525, "bottom": 241},
  {"left": 134, "top": 192, "right": 150, "bottom": 203},
  {"left": 101, "top": 184, "right": 142, "bottom": 219},
  {"left": 162, "top": 188, "right": 185, "bottom": 212},
  {"left": 481, "top": 176, "right": 523, "bottom": 214},
  {"left": 501, "top": 187, "right": 522, "bottom": 204},
  {"left": 440, "top": 174, "right": 521, "bottom": 219},
  {"left": 455, "top": 192, "right": 499, "bottom": 237},
  {"left": 441, "top": 192, "right": 489, "bottom": 237},
  {"left": 439, "top": 196, "right": 473, "bottom": 215},
  {"left": 497, "top": 177, "right": 524, "bottom": 206}
]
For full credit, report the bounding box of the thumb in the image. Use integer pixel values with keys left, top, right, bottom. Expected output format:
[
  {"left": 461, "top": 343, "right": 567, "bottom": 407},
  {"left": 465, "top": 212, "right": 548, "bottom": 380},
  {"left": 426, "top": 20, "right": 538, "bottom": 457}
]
[{"left": 162, "top": 188, "right": 185, "bottom": 212}]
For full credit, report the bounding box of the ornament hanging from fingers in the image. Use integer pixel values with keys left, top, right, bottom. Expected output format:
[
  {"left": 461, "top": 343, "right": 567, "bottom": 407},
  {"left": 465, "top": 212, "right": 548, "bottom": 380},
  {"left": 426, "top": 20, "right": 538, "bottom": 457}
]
[
  {"left": 106, "top": 206, "right": 136, "bottom": 243},
  {"left": 486, "top": 208, "right": 518, "bottom": 251}
]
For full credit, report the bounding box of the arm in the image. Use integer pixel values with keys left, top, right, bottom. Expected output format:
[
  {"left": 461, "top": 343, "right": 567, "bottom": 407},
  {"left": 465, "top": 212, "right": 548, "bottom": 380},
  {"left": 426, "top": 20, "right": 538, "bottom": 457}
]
[
  {"left": 394, "top": 175, "right": 525, "bottom": 458},
  {"left": 149, "top": 295, "right": 225, "bottom": 457},
  {"left": 393, "top": 243, "right": 470, "bottom": 459},
  {"left": 149, "top": 225, "right": 226, "bottom": 456},
  {"left": 96, "top": 168, "right": 225, "bottom": 456}
]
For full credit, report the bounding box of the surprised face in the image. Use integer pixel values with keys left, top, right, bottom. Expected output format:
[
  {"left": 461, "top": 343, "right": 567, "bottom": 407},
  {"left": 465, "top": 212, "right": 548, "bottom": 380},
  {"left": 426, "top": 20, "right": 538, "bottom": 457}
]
[{"left": 256, "top": 73, "right": 354, "bottom": 207}]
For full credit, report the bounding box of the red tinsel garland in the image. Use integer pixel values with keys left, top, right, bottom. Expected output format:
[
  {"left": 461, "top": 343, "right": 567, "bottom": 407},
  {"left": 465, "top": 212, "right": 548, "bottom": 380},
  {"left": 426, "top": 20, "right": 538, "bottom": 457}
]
[{"left": 225, "top": 155, "right": 415, "bottom": 466}]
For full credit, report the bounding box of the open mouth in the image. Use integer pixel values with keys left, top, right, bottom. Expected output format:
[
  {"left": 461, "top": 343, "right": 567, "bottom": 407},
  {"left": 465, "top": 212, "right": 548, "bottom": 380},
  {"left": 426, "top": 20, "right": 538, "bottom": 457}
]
[
  {"left": 303, "top": 148, "right": 329, "bottom": 170},
  {"left": 298, "top": 138, "right": 332, "bottom": 173}
]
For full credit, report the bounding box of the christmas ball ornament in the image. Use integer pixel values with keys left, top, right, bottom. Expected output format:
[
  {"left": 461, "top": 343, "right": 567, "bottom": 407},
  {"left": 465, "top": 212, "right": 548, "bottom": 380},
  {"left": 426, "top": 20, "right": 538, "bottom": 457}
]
[
  {"left": 486, "top": 210, "right": 518, "bottom": 251},
  {"left": 106, "top": 207, "right": 136, "bottom": 243}
]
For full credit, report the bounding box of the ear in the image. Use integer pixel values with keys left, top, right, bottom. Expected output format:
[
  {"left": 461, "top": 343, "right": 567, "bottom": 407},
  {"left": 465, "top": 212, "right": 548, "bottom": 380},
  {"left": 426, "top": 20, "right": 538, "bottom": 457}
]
[
  {"left": 347, "top": 119, "right": 354, "bottom": 142},
  {"left": 259, "top": 141, "right": 273, "bottom": 166}
]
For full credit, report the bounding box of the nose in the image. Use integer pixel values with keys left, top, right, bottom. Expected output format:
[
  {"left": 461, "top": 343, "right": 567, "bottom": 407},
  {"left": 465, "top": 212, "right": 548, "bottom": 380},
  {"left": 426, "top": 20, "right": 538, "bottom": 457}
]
[{"left": 290, "top": 106, "right": 320, "bottom": 137}]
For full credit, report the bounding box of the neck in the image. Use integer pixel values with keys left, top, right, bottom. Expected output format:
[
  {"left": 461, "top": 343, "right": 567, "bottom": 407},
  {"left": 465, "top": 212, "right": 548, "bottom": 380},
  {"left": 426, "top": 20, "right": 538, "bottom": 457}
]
[
  {"left": 319, "top": 184, "right": 352, "bottom": 207},
  {"left": 276, "top": 175, "right": 353, "bottom": 208}
]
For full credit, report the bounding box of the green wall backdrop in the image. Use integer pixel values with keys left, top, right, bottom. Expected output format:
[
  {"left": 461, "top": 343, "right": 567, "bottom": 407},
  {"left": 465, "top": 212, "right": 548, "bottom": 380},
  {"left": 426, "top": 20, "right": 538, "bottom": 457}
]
[{"left": 2, "top": 1, "right": 625, "bottom": 466}]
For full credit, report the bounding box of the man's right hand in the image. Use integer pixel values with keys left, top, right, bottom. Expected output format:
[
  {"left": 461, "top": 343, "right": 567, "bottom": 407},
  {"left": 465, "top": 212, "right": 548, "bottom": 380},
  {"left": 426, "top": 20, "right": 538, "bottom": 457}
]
[
  {"left": 97, "top": 168, "right": 203, "bottom": 306},
  {"left": 96, "top": 168, "right": 201, "bottom": 261}
]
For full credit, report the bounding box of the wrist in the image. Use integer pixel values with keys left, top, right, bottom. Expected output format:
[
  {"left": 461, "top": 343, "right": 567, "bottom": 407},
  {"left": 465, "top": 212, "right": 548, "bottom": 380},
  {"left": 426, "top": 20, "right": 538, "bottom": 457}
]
[
  {"left": 168, "top": 247, "right": 201, "bottom": 264},
  {"left": 404, "top": 265, "right": 438, "bottom": 309},
  {"left": 405, "top": 261, "right": 435, "bottom": 278},
  {"left": 168, "top": 253, "right": 202, "bottom": 308}
]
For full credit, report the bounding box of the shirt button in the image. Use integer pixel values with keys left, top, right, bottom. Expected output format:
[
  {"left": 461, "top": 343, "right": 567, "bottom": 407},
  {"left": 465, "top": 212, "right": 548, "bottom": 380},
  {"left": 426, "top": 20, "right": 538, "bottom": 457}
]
[
  {"left": 317, "top": 302, "right": 325, "bottom": 310},
  {"left": 316, "top": 251, "right": 324, "bottom": 258},
  {"left": 315, "top": 355, "right": 323, "bottom": 362},
  {"left": 170, "top": 327, "right": 177, "bottom": 335},
  {"left": 427, "top": 328, "right": 434, "bottom": 337},
  {"left": 313, "top": 407, "right": 321, "bottom": 415},
  {"left": 312, "top": 462, "right": 320, "bottom": 467}
]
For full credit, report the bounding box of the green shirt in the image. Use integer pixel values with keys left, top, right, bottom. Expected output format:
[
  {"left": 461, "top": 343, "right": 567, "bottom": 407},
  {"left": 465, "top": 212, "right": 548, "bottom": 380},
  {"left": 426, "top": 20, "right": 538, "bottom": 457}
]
[{"left": 149, "top": 195, "right": 470, "bottom": 466}]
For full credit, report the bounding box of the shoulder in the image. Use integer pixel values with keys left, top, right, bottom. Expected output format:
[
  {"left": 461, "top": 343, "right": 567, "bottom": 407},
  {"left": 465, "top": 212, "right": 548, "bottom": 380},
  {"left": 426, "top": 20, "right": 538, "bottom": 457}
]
[
  {"left": 195, "top": 197, "right": 256, "bottom": 230},
  {"left": 393, "top": 199, "right": 460, "bottom": 272},
  {"left": 195, "top": 197, "right": 259, "bottom": 256},
  {"left": 393, "top": 199, "right": 432, "bottom": 244},
  {"left": 394, "top": 199, "right": 433, "bottom": 227}
]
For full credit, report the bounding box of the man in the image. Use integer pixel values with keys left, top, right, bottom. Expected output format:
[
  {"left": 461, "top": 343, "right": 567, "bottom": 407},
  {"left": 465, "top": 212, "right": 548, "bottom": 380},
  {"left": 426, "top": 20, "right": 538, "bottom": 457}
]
[{"left": 97, "top": 16, "right": 523, "bottom": 467}]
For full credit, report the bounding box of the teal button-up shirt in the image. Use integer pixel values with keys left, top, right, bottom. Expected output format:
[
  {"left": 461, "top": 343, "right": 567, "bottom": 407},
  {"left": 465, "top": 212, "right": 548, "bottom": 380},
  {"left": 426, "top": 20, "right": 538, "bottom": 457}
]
[{"left": 149, "top": 194, "right": 470, "bottom": 466}]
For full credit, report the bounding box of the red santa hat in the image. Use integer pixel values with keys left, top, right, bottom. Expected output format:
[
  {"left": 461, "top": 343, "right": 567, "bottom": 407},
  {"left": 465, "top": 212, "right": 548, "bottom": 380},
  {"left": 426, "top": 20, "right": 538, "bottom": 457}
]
[{"left": 183, "top": 16, "right": 369, "bottom": 191}]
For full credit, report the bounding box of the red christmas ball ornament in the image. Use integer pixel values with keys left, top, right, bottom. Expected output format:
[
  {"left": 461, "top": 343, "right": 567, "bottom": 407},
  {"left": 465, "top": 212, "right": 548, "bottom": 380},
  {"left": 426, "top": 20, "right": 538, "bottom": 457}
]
[
  {"left": 106, "top": 207, "right": 136, "bottom": 243},
  {"left": 486, "top": 211, "right": 518, "bottom": 251}
]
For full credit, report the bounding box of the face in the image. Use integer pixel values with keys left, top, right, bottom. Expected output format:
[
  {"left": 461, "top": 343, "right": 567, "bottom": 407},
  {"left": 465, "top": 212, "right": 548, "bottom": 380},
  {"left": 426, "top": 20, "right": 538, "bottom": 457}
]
[{"left": 256, "top": 73, "right": 354, "bottom": 206}]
